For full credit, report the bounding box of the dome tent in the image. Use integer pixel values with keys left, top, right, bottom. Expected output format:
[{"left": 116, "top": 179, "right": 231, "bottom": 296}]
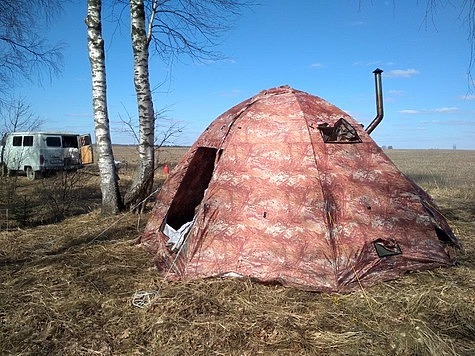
[{"left": 140, "top": 86, "right": 460, "bottom": 292}]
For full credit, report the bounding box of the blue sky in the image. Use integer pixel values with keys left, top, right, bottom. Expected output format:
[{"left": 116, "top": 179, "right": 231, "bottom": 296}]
[{"left": 14, "top": 0, "right": 475, "bottom": 149}]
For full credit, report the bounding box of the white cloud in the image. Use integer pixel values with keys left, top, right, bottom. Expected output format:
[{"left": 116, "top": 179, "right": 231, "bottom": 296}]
[
  {"left": 398, "top": 107, "right": 459, "bottom": 114},
  {"left": 459, "top": 94, "right": 475, "bottom": 100},
  {"left": 310, "top": 62, "right": 323, "bottom": 68},
  {"left": 385, "top": 69, "right": 420, "bottom": 78},
  {"left": 434, "top": 107, "right": 459, "bottom": 113},
  {"left": 399, "top": 109, "right": 420, "bottom": 114}
]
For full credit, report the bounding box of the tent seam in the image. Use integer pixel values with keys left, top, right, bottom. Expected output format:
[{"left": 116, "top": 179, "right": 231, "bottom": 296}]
[{"left": 296, "top": 93, "right": 340, "bottom": 290}]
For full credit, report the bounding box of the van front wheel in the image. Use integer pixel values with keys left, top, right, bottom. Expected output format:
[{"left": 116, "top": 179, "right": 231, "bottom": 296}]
[{"left": 26, "top": 167, "right": 39, "bottom": 181}]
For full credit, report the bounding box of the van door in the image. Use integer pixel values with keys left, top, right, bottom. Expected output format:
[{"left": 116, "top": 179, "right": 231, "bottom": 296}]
[
  {"left": 79, "top": 134, "right": 94, "bottom": 164},
  {"left": 8, "top": 135, "right": 35, "bottom": 171},
  {"left": 44, "top": 135, "right": 64, "bottom": 168},
  {"left": 61, "top": 134, "right": 81, "bottom": 167}
]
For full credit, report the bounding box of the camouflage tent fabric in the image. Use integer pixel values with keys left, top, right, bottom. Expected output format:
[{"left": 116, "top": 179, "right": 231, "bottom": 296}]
[{"left": 141, "top": 86, "right": 460, "bottom": 292}]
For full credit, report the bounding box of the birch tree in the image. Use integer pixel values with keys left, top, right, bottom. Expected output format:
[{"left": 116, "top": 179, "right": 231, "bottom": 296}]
[
  {"left": 86, "top": 0, "right": 123, "bottom": 215},
  {"left": 124, "top": 0, "right": 155, "bottom": 211},
  {"left": 123, "top": 0, "right": 246, "bottom": 211}
]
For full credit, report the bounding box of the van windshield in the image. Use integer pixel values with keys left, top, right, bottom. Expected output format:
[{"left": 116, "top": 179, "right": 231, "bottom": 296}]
[{"left": 46, "top": 137, "right": 61, "bottom": 147}]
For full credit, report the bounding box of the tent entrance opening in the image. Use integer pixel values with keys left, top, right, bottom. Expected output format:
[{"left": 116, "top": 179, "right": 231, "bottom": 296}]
[{"left": 165, "top": 147, "right": 219, "bottom": 230}]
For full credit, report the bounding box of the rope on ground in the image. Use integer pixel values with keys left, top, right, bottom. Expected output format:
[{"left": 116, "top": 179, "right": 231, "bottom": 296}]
[{"left": 131, "top": 290, "right": 159, "bottom": 308}]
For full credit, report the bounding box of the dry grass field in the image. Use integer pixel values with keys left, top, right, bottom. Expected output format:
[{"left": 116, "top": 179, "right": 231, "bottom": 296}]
[{"left": 0, "top": 147, "right": 474, "bottom": 355}]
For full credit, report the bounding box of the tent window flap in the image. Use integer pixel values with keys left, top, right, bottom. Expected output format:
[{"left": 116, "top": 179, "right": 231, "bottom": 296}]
[
  {"left": 318, "top": 118, "right": 362, "bottom": 143},
  {"left": 374, "top": 239, "right": 402, "bottom": 258}
]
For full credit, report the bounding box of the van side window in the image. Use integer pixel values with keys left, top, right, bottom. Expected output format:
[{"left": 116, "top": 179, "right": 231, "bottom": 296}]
[
  {"left": 62, "top": 135, "right": 78, "bottom": 148},
  {"left": 12, "top": 136, "right": 22, "bottom": 146},
  {"left": 23, "top": 136, "right": 33, "bottom": 146},
  {"left": 46, "top": 137, "right": 61, "bottom": 147}
]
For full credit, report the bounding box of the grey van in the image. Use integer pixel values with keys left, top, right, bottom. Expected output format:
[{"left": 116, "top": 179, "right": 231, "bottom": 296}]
[{"left": 0, "top": 132, "right": 93, "bottom": 180}]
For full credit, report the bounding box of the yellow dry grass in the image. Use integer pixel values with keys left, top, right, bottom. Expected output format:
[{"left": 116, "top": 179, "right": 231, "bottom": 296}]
[{"left": 0, "top": 148, "right": 474, "bottom": 355}]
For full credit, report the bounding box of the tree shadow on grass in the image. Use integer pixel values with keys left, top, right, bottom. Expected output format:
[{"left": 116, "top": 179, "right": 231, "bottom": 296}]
[
  {"left": 0, "top": 219, "right": 139, "bottom": 273},
  {"left": 438, "top": 201, "right": 475, "bottom": 269}
]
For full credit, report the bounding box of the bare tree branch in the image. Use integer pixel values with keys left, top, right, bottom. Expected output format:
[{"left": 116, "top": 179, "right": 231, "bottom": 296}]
[
  {"left": 115, "top": 0, "right": 248, "bottom": 211},
  {"left": 420, "top": 0, "right": 475, "bottom": 89},
  {"left": 0, "top": 97, "right": 44, "bottom": 135},
  {"left": 113, "top": 0, "right": 249, "bottom": 63},
  {"left": 115, "top": 105, "right": 185, "bottom": 155},
  {"left": 463, "top": 0, "right": 475, "bottom": 88},
  {"left": 154, "top": 117, "right": 185, "bottom": 148},
  {"left": 0, "top": 0, "right": 64, "bottom": 92}
]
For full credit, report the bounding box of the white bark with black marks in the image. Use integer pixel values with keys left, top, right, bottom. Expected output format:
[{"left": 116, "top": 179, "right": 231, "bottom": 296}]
[
  {"left": 86, "top": 0, "right": 123, "bottom": 215},
  {"left": 124, "top": 0, "right": 155, "bottom": 211}
]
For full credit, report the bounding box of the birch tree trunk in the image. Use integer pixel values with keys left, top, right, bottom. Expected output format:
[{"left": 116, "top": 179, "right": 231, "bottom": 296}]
[
  {"left": 124, "top": 0, "right": 155, "bottom": 212},
  {"left": 86, "top": 0, "right": 123, "bottom": 215}
]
